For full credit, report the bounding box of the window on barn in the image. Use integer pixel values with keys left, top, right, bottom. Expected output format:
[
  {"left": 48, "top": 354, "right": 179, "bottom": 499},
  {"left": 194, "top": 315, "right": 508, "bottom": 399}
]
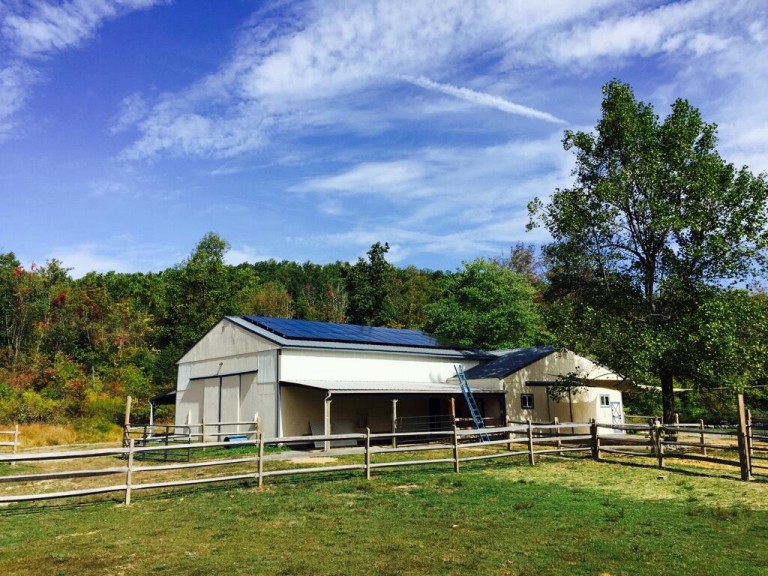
[
  {"left": 521, "top": 394, "right": 534, "bottom": 410},
  {"left": 600, "top": 394, "right": 610, "bottom": 407}
]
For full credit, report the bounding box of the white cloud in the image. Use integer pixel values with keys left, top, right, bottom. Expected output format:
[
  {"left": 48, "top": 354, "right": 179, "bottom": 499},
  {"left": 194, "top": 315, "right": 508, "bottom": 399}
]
[
  {"left": 226, "top": 246, "right": 278, "bottom": 266},
  {"left": 301, "top": 161, "right": 426, "bottom": 193},
  {"left": 45, "top": 237, "right": 179, "bottom": 278},
  {"left": 118, "top": 0, "right": 613, "bottom": 160},
  {"left": 295, "top": 133, "right": 570, "bottom": 262},
  {"left": 0, "top": 0, "right": 167, "bottom": 140},
  {"left": 0, "top": 63, "right": 37, "bottom": 137},
  {"left": 405, "top": 76, "right": 565, "bottom": 124},
  {"left": 2, "top": 0, "right": 167, "bottom": 57}
]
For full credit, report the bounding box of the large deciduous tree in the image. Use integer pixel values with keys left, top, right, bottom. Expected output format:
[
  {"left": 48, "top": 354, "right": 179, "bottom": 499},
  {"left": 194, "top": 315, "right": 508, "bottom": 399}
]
[
  {"left": 424, "top": 259, "right": 544, "bottom": 350},
  {"left": 530, "top": 80, "right": 768, "bottom": 423}
]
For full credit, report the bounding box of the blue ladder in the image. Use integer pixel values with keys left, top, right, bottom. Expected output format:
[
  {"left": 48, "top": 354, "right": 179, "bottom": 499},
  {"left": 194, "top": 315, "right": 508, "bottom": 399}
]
[{"left": 455, "top": 365, "right": 490, "bottom": 442}]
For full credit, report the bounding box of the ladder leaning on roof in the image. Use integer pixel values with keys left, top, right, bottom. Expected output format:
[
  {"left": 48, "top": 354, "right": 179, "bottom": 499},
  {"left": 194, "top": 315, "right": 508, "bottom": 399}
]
[{"left": 455, "top": 365, "right": 490, "bottom": 442}]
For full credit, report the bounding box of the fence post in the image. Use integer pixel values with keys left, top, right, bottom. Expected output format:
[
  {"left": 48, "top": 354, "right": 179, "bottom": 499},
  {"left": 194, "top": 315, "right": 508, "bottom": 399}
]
[
  {"left": 655, "top": 419, "right": 664, "bottom": 469},
  {"left": 10, "top": 424, "right": 19, "bottom": 466},
  {"left": 453, "top": 425, "right": 460, "bottom": 473},
  {"left": 747, "top": 410, "right": 754, "bottom": 460},
  {"left": 123, "top": 396, "right": 132, "bottom": 449},
  {"left": 257, "top": 432, "right": 265, "bottom": 489},
  {"left": 554, "top": 417, "right": 562, "bottom": 456},
  {"left": 736, "top": 394, "right": 752, "bottom": 481},
  {"left": 648, "top": 419, "right": 656, "bottom": 456},
  {"left": 527, "top": 419, "right": 535, "bottom": 465},
  {"left": 590, "top": 419, "right": 599, "bottom": 461},
  {"left": 506, "top": 415, "right": 514, "bottom": 452},
  {"left": 201, "top": 419, "right": 206, "bottom": 447},
  {"left": 699, "top": 419, "right": 707, "bottom": 456},
  {"left": 365, "top": 428, "right": 371, "bottom": 480},
  {"left": 125, "top": 439, "right": 135, "bottom": 506}
]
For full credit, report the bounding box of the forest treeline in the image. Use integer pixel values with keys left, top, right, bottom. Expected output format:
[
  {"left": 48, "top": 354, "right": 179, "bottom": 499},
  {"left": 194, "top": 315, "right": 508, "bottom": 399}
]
[
  {"left": 0, "top": 235, "right": 550, "bottom": 426},
  {"left": 1, "top": 233, "right": 766, "bottom": 427}
]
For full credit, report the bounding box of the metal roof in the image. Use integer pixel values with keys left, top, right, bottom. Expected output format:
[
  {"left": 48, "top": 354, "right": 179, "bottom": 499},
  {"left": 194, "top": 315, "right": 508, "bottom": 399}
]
[
  {"left": 282, "top": 380, "right": 504, "bottom": 395},
  {"left": 462, "top": 346, "right": 556, "bottom": 379},
  {"left": 228, "top": 316, "right": 492, "bottom": 360}
]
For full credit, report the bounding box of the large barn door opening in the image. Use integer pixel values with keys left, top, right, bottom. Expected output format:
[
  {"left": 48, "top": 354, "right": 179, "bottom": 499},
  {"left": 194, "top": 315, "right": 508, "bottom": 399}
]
[
  {"left": 220, "top": 375, "right": 240, "bottom": 436},
  {"left": 201, "top": 377, "right": 220, "bottom": 440}
]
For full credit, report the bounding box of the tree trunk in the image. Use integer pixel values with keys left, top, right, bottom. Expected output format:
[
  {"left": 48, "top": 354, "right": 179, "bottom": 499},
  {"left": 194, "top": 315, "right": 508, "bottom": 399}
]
[{"left": 660, "top": 370, "right": 675, "bottom": 425}]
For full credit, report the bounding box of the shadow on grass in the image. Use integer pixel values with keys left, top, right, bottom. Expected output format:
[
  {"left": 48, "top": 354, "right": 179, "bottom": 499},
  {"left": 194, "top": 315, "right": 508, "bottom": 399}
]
[{"left": 595, "top": 454, "right": 762, "bottom": 482}]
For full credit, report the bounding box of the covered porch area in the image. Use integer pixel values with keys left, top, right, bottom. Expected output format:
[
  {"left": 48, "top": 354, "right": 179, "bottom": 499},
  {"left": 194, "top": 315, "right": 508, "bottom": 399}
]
[{"left": 280, "top": 380, "right": 505, "bottom": 450}]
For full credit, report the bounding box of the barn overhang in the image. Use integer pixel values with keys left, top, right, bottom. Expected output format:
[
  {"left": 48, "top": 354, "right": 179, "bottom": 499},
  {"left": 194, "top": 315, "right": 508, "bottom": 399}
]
[{"left": 280, "top": 379, "right": 503, "bottom": 395}]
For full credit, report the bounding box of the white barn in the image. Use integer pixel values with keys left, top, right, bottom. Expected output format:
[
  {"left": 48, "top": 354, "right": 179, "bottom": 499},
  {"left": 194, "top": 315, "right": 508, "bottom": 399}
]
[
  {"left": 174, "top": 316, "right": 502, "bottom": 440},
  {"left": 174, "top": 316, "right": 626, "bottom": 440}
]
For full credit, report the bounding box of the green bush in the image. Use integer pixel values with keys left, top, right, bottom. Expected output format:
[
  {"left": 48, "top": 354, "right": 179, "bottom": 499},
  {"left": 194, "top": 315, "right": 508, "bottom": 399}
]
[{"left": 0, "top": 389, "right": 66, "bottom": 424}]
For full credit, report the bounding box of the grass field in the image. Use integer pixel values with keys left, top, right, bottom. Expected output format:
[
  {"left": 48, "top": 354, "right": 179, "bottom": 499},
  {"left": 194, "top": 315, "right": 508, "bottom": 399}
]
[{"left": 1, "top": 455, "right": 766, "bottom": 576}]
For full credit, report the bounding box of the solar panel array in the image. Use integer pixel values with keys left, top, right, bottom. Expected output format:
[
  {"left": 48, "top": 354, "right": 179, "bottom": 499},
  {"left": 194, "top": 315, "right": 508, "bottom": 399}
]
[{"left": 242, "top": 316, "right": 443, "bottom": 348}]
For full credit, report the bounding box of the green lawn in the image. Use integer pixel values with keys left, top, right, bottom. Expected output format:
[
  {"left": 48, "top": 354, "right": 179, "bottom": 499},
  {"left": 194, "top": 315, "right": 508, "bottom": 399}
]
[{"left": 1, "top": 457, "right": 766, "bottom": 575}]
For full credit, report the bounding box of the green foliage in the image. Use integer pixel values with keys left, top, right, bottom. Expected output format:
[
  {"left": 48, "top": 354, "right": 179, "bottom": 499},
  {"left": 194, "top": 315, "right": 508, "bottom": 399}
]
[
  {"left": 532, "top": 80, "right": 768, "bottom": 422},
  {"left": 343, "top": 242, "right": 397, "bottom": 326},
  {"left": 424, "top": 258, "right": 545, "bottom": 349}
]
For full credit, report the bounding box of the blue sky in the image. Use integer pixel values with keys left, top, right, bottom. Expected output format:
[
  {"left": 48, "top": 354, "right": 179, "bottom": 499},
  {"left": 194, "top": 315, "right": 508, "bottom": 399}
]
[{"left": 1, "top": 0, "right": 767, "bottom": 277}]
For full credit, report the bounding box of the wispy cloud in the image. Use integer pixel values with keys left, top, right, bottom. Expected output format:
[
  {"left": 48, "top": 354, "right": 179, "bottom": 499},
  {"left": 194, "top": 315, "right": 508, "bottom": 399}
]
[
  {"left": 300, "top": 161, "right": 426, "bottom": 194},
  {"left": 294, "top": 133, "right": 571, "bottom": 262},
  {"left": 542, "top": 0, "right": 745, "bottom": 66},
  {"left": 405, "top": 76, "right": 565, "bottom": 124},
  {"left": 117, "top": 0, "right": 612, "bottom": 160},
  {"left": 2, "top": 0, "right": 167, "bottom": 57},
  {"left": 45, "top": 236, "right": 180, "bottom": 278},
  {"left": 0, "top": 64, "right": 37, "bottom": 137},
  {"left": 0, "top": 0, "right": 167, "bottom": 140}
]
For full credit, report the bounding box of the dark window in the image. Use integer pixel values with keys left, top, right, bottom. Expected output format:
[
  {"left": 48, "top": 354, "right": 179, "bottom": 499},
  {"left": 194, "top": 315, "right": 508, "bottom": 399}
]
[
  {"left": 600, "top": 394, "right": 610, "bottom": 407},
  {"left": 521, "top": 394, "right": 534, "bottom": 410}
]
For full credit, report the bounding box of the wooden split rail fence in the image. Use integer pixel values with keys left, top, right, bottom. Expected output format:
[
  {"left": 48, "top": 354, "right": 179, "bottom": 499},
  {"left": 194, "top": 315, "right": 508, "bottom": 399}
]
[
  {"left": 2, "top": 409, "right": 766, "bottom": 508},
  {"left": 0, "top": 420, "right": 592, "bottom": 506}
]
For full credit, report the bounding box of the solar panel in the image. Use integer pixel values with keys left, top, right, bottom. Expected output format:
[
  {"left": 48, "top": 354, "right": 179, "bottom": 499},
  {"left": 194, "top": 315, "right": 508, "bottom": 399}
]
[{"left": 241, "top": 316, "right": 443, "bottom": 348}]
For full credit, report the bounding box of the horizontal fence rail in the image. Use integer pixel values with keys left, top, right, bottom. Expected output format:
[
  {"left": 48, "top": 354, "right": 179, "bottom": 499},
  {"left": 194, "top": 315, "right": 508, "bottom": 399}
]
[
  {"left": 0, "top": 420, "right": 596, "bottom": 506},
  {"left": 1, "top": 411, "right": 764, "bottom": 508}
]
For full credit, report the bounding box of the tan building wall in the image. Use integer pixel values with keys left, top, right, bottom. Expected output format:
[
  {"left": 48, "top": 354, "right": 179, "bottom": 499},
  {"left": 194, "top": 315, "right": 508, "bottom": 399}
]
[{"left": 476, "top": 349, "right": 625, "bottom": 434}]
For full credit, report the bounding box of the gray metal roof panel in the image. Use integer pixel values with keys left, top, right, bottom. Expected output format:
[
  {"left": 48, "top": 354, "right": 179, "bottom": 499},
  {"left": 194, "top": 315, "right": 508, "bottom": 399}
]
[{"left": 462, "top": 346, "right": 556, "bottom": 380}]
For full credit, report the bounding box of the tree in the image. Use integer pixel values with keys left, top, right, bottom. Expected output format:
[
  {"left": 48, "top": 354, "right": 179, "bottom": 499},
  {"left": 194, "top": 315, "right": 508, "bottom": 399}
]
[
  {"left": 250, "top": 281, "right": 293, "bottom": 318},
  {"left": 424, "top": 259, "right": 544, "bottom": 349},
  {"left": 530, "top": 80, "right": 768, "bottom": 423},
  {"left": 344, "top": 242, "right": 396, "bottom": 326},
  {"left": 547, "top": 369, "right": 588, "bottom": 426},
  {"left": 155, "top": 233, "right": 237, "bottom": 382},
  {"left": 390, "top": 266, "right": 443, "bottom": 329}
]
